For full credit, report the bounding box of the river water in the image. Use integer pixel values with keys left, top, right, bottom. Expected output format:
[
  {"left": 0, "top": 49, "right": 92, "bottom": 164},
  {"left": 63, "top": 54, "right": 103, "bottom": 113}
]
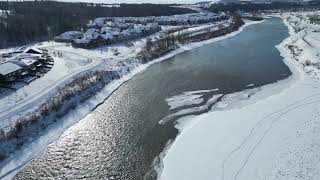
[{"left": 14, "top": 18, "right": 290, "bottom": 180}]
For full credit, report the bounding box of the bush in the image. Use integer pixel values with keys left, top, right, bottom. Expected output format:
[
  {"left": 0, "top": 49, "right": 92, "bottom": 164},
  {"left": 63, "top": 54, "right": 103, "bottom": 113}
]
[{"left": 305, "top": 60, "right": 312, "bottom": 66}]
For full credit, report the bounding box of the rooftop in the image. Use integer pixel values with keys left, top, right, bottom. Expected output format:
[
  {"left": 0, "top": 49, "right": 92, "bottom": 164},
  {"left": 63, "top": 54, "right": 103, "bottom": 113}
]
[{"left": 0, "top": 62, "right": 23, "bottom": 76}]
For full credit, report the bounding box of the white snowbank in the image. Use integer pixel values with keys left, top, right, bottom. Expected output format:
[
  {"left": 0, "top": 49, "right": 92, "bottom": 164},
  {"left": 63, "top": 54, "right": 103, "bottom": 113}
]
[
  {"left": 0, "top": 20, "right": 263, "bottom": 179},
  {"left": 159, "top": 12, "right": 320, "bottom": 180},
  {"left": 167, "top": 94, "right": 203, "bottom": 110},
  {"left": 159, "top": 94, "right": 223, "bottom": 125}
]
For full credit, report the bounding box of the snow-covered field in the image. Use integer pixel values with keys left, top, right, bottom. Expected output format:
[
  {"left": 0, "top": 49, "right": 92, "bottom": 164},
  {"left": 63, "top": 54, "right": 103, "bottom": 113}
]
[{"left": 159, "top": 12, "right": 320, "bottom": 180}]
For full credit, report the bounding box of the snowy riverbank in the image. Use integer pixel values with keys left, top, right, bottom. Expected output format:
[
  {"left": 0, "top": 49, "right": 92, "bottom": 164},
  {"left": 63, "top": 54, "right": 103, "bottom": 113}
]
[
  {"left": 0, "top": 19, "right": 262, "bottom": 179},
  {"left": 159, "top": 12, "right": 320, "bottom": 180}
]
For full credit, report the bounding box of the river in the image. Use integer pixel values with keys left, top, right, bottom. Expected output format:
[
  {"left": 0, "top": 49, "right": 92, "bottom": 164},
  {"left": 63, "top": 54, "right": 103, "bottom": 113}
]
[{"left": 14, "top": 17, "right": 290, "bottom": 180}]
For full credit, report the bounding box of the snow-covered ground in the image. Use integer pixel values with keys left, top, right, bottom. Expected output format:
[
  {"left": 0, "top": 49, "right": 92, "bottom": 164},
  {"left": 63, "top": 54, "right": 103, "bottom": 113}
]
[
  {"left": 0, "top": 33, "right": 152, "bottom": 131},
  {"left": 172, "top": 20, "right": 228, "bottom": 36},
  {"left": 0, "top": 15, "right": 250, "bottom": 179},
  {"left": 0, "top": 16, "right": 235, "bottom": 132},
  {"left": 159, "top": 12, "right": 320, "bottom": 180},
  {"left": 0, "top": 45, "right": 103, "bottom": 131}
]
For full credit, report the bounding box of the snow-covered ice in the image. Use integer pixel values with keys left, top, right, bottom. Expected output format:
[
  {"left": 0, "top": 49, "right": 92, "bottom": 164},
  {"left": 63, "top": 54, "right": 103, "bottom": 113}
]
[
  {"left": 159, "top": 12, "right": 320, "bottom": 180},
  {"left": 167, "top": 93, "right": 204, "bottom": 110},
  {"left": 166, "top": 88, "right": 220, "bottom": 110}
]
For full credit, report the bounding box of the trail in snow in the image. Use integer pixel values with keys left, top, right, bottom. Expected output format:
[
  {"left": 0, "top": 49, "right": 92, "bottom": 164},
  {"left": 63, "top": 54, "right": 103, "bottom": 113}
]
[
  {"left": 159, "top": 12, "right": 320, "bottom": 180},
  {"left": 225, "top": 92, "right": 320, "bottom": 180}
]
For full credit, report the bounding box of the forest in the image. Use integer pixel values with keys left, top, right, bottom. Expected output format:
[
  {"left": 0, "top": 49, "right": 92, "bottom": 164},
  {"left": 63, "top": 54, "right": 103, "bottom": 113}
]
[
  {"left": 0, "top": 1, "right": 194, "bottom": 48},
  {"left": 208, "top": 1, "right": 320, "bottom": 13}
]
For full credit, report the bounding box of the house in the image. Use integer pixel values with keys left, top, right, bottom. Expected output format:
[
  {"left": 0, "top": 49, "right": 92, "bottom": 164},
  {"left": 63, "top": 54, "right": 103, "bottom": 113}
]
[
  {"left": 88, "top": 17, "right": 106, "bottom": 28},
  {"left": 24, "top": 48, "right": 42, "bottom": 55},
  {"left": 0, "top": 62, "right": 23, "bottom": 81},
  {"left": 73, "top": 28, "right": 101, "bottom": 48},
  {"left": 11, "top": 58, "right": 38, "bottom": 69},
  {"left": 54, "top": 31, "right": 83, "bottom": 42}
]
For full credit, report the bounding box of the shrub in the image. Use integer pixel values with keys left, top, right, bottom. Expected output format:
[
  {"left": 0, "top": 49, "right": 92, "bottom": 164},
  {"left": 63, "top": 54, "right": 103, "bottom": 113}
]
[{"left": 305, "top": 60, "right": 311, "bottom": 66}]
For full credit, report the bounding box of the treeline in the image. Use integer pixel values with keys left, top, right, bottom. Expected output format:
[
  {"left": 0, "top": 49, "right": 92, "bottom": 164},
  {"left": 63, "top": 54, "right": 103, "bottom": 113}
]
[
  {"left": 0, "top": 1, "right": 194, "bottom": 48},
  {"left": 139, "top": 15, "right": 244, "bottom": 62},
  {"left": 208, "top": 1, "right": 320, "bottom": 13},
  {"left": 309, "top": 14, "right": 320, "bottom": 24}
]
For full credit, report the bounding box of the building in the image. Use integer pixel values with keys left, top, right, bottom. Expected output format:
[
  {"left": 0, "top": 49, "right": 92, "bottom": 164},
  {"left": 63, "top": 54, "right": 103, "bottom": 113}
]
[
  {"left": 0, "top": 62, "right": 23, "bottom": 81},
  {"left": 54, "top": 31, "right": 83, "bottom": 43},
  {"left": 24, "top": 48, "right": 42, "bottom": 55}
]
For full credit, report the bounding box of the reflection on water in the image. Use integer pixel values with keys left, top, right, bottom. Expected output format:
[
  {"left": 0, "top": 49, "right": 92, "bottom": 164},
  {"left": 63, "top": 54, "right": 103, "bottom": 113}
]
[{"left": 16, "top": 18, "right": 290, "bottom": 180}]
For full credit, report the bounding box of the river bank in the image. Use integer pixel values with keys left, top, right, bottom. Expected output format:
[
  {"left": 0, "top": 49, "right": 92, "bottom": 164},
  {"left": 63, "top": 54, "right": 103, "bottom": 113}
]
[
  {"left": 159, "top": 11, "right": 320, "bottom": 180},
  {"left": 14, "top": 17, "right": 287, "bottom": 180},
  {"left": 0, "top": 17, "right": 261, "bottom": 179}
]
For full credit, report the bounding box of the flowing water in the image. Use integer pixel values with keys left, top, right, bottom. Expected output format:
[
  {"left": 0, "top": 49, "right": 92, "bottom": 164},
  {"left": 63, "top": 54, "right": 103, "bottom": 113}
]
[{"left": 14, "top": 18, "right": 290, "bottom": 180}]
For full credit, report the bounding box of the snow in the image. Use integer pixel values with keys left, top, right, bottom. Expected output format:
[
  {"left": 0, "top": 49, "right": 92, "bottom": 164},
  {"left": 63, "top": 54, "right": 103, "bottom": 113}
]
[
  {"left": 159, "top": 12, "right": 320, "bottom": 180},
  {"left": 89, "top": 17, "right": 106, "bottom": 28},
  {"left": 68, "top": 12, "right": 227, "bottom": 46},
  {"left": 16, "top": 58, "right": 37, "bottom": 67},
  {"left": 0, "top": 44, "right": 102, "bottom": 131},
  {"left": 0, "top": 10, "right": 10, "bottom": 18},
  {"left": 74, "top": 28, "right": 100, "bottom": 44},
  {"left": 166, "top": 89, "right": 220, "bottom": 110},
  {"left": 172, "top": 20, "right": 229, "bottom": 36},
  {"left": 245, "top": 83, "right": 255, "bottom": 87},
  {"left": 0, "top": 62, "right": 22, "bottom": 76},
  {"left": 72, "top": 22, "right": 160, "bottom": 46},
  {"left": 159, "top": 93, "right": 223, "bottom": 124},
  {"left": 166, "top": 94, "right": 204, "bottom": 110},
  {"left": 54, "top": 31, "right": 82, "bottom": 41},
  {"left": 104, "top": 12, "right": 227, "bottom": 26},
  {"left": 0, "top": 19, "right": 261, "bottom": 179}
]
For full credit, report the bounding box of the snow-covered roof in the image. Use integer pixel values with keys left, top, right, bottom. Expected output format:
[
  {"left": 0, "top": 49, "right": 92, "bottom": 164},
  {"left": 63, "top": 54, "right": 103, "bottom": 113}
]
[
  {"left": 105, "top": 21, "right": 115, "bottom": 27},
  {"left": 100, "top": 33, "right": 114, "bottom": 40},
  {"left": 101, "top": 27, "right": 112, "bottom": 33},
  {"left": 74, "top": 28, "right": 100, "bottom": 44},
  {"left": 84, "top": 28, "right": 99, "bottom": 37},
  {"left": 17, "top": 53, "right": 41, "bottom": 59},
  {"left": 24, "top": 48, "right": 42, "bottom": 55},
  {"left": 0, "top": 62, "right": 23, "bottom": 76},
  {"left": 55, "top": 31, "right": 82, "bottom": 40},
  {"left": 89, "top": 17, "right": 106, "bottom": 27},
  {"left": 20, "top": 58, "right": 37, "bottom": 66}
]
